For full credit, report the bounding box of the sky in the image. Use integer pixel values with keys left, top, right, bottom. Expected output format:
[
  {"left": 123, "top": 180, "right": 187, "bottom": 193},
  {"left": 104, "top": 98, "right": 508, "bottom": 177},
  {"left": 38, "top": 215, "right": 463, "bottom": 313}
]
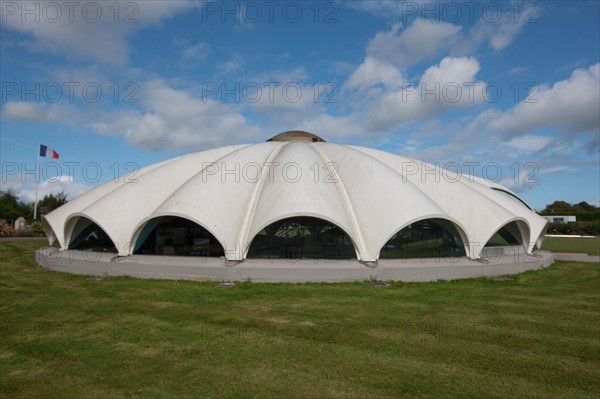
[{"left": 1, "top": 0, "right": 599, "bottom": 211}]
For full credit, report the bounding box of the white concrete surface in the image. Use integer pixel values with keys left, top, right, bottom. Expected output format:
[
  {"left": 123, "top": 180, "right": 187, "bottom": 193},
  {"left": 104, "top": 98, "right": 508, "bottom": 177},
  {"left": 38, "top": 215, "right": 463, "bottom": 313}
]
[{"left": 36, "top": 247, "right": 554, "bottom": 283}]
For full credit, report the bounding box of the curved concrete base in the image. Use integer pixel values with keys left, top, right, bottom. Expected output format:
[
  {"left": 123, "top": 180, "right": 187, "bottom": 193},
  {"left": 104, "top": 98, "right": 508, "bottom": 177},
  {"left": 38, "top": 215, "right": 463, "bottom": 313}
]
[{"left": 36, "top": 247, "right": 555, "bottom": 283}]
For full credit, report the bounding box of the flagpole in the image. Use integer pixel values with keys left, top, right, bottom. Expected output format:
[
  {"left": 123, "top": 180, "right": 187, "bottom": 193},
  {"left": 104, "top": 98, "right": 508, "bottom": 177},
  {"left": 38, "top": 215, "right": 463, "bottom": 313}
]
[{"left": 34, "top": 144, "right": 40, "bottom": 220}]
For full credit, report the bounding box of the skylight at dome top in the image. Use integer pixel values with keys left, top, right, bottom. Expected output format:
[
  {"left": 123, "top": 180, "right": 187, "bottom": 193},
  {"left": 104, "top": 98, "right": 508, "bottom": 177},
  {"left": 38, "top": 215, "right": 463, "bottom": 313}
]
[{"left": 39, "top": 131, "right": 552, "bottom": 282}]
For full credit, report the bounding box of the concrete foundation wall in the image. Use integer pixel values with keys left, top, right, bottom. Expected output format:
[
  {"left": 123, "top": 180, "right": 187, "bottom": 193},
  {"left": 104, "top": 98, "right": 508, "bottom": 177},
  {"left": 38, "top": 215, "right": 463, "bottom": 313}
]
[{"left": 36, "top": 247, "right": 555, "bottom": 283}]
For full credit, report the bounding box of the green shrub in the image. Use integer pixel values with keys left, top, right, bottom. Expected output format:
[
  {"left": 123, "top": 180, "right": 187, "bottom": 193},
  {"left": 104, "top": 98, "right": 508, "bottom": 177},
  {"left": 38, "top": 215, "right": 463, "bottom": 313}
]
[
  {"left": 547, "top": 221, "right": 600, "bottom": 235},
  {"left": 28, "top": 220, "right": 46, "bottom": 237}
]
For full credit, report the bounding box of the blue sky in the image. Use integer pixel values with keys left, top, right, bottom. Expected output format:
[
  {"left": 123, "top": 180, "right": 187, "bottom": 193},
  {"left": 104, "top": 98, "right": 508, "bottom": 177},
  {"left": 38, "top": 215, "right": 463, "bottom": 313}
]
[{"left": 1, "top": 0, "right": 599, "bottom": 210}]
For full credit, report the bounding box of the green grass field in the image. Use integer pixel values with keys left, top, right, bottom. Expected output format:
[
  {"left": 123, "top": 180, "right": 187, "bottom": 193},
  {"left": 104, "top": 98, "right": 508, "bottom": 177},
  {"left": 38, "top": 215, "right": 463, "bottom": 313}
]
[
  {"left": 1, "top": 239, "right": 599, "bottom": 398},
  {"left": 541, "top": 235, "right": 600, "bottom": 256}
]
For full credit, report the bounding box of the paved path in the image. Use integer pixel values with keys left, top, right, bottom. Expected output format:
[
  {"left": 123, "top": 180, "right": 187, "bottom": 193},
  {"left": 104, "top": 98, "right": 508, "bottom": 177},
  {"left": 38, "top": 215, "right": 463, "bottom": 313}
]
[
  {"left": 553, "top": 253, "right": 600, "bottom": 263},
  {"left": 0, "top": 237, "right": 47, "bottom": 241}
]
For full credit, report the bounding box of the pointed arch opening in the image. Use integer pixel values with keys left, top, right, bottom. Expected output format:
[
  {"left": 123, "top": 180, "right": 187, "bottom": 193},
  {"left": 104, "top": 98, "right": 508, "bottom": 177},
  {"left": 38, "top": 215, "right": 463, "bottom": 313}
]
[
  {"left": 66, "top": 216, "right": 117, "bottom": 253},
  {"left": 247, "top": 216, "right": 356, "bottom": 260},
  {"left": 484, "top": 221, "right": 526, "bottom": 247},
  {"left": 379, "top": 218, "right": 467, "bottom": 259},
  {"left": 133, "top": 216, "right": 225, "bottom": 257}
]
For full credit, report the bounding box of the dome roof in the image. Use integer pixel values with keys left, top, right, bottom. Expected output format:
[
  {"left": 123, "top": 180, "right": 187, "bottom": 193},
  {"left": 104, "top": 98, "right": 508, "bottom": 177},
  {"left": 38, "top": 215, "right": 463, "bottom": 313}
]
[
  {"left": 267, "top": 130, "right": 326, "bottom": 142},
  {"left": 43, "top": 132, "right": 548, "bottom": 261}
]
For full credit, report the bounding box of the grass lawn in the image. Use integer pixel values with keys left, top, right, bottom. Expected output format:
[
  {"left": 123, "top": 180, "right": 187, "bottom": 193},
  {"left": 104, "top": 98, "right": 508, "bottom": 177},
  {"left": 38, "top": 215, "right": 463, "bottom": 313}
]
[
  {"left": 541, "top": 235, "right": 600, "bottom": 256},
  {"left": 1, "top": 239, "right": 599, "bottom": 398}
]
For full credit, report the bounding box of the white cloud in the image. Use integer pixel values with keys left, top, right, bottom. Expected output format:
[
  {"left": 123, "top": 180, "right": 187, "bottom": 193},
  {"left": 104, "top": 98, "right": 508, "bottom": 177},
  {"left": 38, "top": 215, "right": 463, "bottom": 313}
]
[
  {"left": 347, "top": 12, "right": 526, "bottom": 90},
  {"left": 452, "top": 14, "right": 525, "bottom": 55},
  {"left": 32, "top": 176, "right": 92, "bottom": 203},
  {"left": 489, "top": 21, "right": 523, "bottom": 51},
  {"left": 2, "top": 175, "right": 92, "bottom": 204},
  {"left": 587, "top": 133, "right": 600, "bottom": 153},
  {"left": 345, "top": 0, "right": 413, "bottom": 17},
  {"left": 297, "top": 114, "right": 364, "bottom": 139},
  {"left": 182, "top": 42, "right": 212, "bottom": 62},
  {"left": 503, "top": 135, "right": 552, "bottom": 153},
  {"left": 3, "top": 102, "right": 46, "bottom": 121},
  {"left": 350, "top": 1, "right": 525, "bottom": 54},
  {"left": 444, "top": 63, "right": 600, "bottom": 165},
  {"left": 335, "top": 13, "right": 528, "bottom": 136},
  {"left": 1, "top": 79, "right": 265, "bottom": 152},
  {"left": 243, "top": 68, "right": 334, "bottom": 112},
  {"left": 364, "top": 56, "right": 485, "bottom": 130},
  {"left": 0, "top": 1, "right": 197, "bottom": 65},
  {"left": 346, "top": 57, "right": 404, "bottom": 90},
  {"left": 367, "top": 21, "right": 462, "bottom": 68},
  {"left": 420, "top": 56, "right": 481, "bottom": 86},
  {"left": 498, "top": 169, "right": 538, "bottom": 194},
  {"left": 509, "top": 66, "right": 527, "bottom": 75},
  {"left": 218, "top": 53, "right": 244, "bottom": 73},
  {"left": 366, "top": 17, "right": 524, "bottom": 69},
  {"left": 92, "top": 79, "right": 261, "bottom": 151},
  {"left": 541, "top": 165, "right": 578, "bottom": 174},
  {"left": 2, "top": 101, "right": 73, "bottom": 123},
  {"left": 487, "top": 63, "right": 600, "bottom": 135},
  {"left": 391, "top": 63, "right": 600, "bottom": 183},
  {"left": 257, "top": 68, "right": 308, "bottom": 84}
]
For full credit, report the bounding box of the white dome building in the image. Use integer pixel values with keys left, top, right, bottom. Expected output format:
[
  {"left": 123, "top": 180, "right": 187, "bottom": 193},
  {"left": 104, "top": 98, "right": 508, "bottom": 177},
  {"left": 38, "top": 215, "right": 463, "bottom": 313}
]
[{"left": 38, "top": 131, "right": 553, "bottom": 282}]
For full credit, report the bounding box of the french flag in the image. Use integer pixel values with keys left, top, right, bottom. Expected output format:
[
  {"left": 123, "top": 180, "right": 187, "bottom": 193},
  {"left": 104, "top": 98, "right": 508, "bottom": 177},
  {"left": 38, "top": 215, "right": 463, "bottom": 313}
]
[{"left": 40, "top": 144, "right": 59, "bottom": 159}]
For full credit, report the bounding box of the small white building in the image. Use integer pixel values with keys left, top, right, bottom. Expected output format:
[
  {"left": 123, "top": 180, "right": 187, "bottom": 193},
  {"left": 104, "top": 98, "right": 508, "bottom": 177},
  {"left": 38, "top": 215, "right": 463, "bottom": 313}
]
[
  {"left": 14, "top": 216, "right": 27, "bottom": 231},
  {"left": 543, "top": 215, "right": 576, "bottom": 224}
]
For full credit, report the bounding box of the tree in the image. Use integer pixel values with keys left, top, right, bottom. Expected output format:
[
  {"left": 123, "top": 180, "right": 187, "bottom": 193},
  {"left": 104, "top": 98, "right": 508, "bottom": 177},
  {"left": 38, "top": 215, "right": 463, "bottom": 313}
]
[
  {"left": 542, "top": 200, "right": 599, "bottom": 213},
  {"left": 577, "top": 201, "right": 598, "bottom": 212},
  {"left": 543, "top": 200, "right": 574, "bottom": 213},
  {"left": 0, "top": 190, "right": 69, "bottom": 223},
  {"left": 37, "top": 191, "right": 68, "bottom": 215},
  {"left": 0, "top": 189, "right": 33, "bottom": 222}
]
